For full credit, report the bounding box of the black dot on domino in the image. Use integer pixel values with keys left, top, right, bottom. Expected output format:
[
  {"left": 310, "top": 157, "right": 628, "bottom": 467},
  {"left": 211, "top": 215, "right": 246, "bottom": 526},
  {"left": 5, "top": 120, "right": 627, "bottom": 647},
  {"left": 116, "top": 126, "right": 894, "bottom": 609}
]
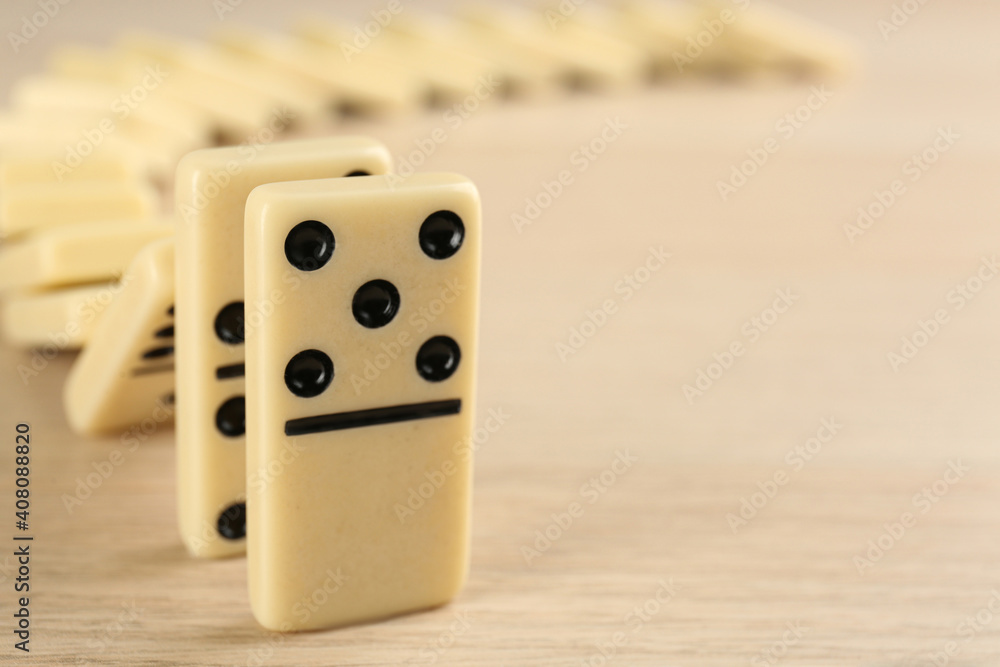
[
  {"left": 285, "top": 349, "right": 334, "bottom": 398},
  {"left": 216, "top": 396, "right": 245, "bottom": 437},
  {"left": 416, "top": 336, "right": 461, "bottom": 382},
  {"left": 141, "top": 345, "right": 174, "bottom": 360},
  {"left": 217, "top": 502, "right": 246, "bottom": 540},
  {"left": 419, "top": 211, "right": 464, "bottom": 260},
  {"left": 353, "top": 280, "right": 400, "bottom": 329},
  {"left": 214, "top": 302, "right": 245, "bottom": 344},
  {"left": 345, "top": 170, "right": 369, "bottom": 177},
  {"left": 285, "top": 220, "right": 335, "bottom": 272},
  {"left": 154, "top": 325, "right": 174, "bottom": 338}
]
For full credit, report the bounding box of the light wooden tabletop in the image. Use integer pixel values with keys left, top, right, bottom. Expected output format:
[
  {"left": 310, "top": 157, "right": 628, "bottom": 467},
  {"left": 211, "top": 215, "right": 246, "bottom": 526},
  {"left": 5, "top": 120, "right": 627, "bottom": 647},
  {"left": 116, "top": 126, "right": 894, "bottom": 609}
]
[{"left": 2, "top": 1, "right": 1000, "bottom": 665}]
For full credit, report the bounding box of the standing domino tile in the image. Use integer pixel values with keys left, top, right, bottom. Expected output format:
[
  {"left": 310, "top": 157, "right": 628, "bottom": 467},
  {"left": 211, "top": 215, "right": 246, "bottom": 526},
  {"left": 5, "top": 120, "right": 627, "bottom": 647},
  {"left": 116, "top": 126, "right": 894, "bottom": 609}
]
[
  {"left": 244, "top": 173, "right": 479, "bottom": 631},
  {"left": 1, "top": 283, "right": 113, "bottom": 350},
  {"left": 175, "top": 137, "right": 392, "bottom": 559},
  {"left": 63, "top": 239, "right": 176, "bottom": 436}
]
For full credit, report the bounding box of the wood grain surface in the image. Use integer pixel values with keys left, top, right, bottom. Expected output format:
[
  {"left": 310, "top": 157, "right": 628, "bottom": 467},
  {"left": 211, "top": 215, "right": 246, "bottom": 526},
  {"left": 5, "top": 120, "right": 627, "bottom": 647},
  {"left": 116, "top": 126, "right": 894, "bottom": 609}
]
[{"left": 1, "top": 1, "right": 1000, "bottom": 665}]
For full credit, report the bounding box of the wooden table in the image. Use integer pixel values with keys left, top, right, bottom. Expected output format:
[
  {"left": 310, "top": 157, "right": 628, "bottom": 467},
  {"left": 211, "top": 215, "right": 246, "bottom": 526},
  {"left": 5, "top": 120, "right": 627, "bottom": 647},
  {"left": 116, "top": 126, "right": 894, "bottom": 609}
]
[{"left": 2, "top": 1, "right": 1000, "bottom": 664}]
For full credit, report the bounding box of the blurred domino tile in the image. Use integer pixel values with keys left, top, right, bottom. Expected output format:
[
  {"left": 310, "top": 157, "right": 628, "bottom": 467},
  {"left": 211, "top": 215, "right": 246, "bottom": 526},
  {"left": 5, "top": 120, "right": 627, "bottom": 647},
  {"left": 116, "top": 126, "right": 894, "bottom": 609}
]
[{"left": 0, "top": 0, "right": 857, "bottom": 434}]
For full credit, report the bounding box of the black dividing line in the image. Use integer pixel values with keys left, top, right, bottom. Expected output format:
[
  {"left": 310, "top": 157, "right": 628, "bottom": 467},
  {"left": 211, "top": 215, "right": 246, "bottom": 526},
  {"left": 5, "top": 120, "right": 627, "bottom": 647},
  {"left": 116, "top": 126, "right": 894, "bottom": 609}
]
[
  {"left": 216, "top": 363, "right": 246, "bottom": 380},
  {"left": 131, "top": 364, "right": 174, "bottom": 377},
  {"left": 285, "top": 399, "right": 461, "bottom": 437}
]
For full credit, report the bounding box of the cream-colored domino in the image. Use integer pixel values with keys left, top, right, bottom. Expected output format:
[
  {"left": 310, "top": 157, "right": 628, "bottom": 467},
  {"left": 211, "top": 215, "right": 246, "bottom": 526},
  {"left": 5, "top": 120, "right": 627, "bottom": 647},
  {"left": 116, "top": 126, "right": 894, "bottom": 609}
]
[
  {"left": 0, "top": 109, "right": 111, "bottom": 147},
  {"left": 119, "top": 34, "right": 299, "bottom": 130},
  {"left": 451, "top": 15, "right": 571, "bottom": 91},
  {"left": 460, "top": 5, "right": 644, "bottom": 90},
  {"left": 103, "top": 46, "right": 279, "bottom": 144},
  {"left": 118, "top": 33, "right": 329, "bottom": 125},
  {"left": 616, "top": 0, "right": 737, "bottom": 77},
  {"left": 389, "top": 14, "right": 555, "bottom": 98},
  {"left": 0, "top": 148, "right": 142, "bottom": 187},
  {"left": 63, "top": 239, "right": 175, "bottom": 436},
  {"left": 534, "top": 8, "right": 650, "bottom": 86},
  {"left": 10, "top": 75, "right": 210, "bottom": 159},
  {"left": 47, "top": 43, "right": 139, "bottom": 84},
  {"left": 0, "top": 112, "right": 162, "bottom": 182},
  {"left": 215, "top": 28, "right": 421, "bottom": 116},
  {"left": 0, "top": 220, "right": 173, "bottom": 291},
  {"left": 299, "top": 18, "right": 498, "bottom": 106},
  {"left": 47, "top": 46, "right": 216, "bottom": 143},
  {"left": 564, "top": 5, "right": 691, "bottom": 81},
  {"left": 175, "top": 137, "right": 392, "bottom": 559},
  {"left": 245, "top": 172, "right": 479, "bottom": 631},
  {"left": 1, "top": 283, "right": 112, "bottom": 350},
  {"left": 0, "top": 110, "right": 144, "bottom": 179},
  {"left": 0, "top": 181, "right": 159, "bottom": 238},
  {"left": 718, "top": 1, "right": 860, "bottom": 79}
]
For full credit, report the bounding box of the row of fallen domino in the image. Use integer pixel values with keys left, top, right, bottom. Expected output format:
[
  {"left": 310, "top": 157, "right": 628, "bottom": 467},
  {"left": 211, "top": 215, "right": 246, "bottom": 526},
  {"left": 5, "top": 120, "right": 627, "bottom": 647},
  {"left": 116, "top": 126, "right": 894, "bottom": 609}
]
[
  {"left": 0, "top": 1, "right": 854, "bottom": 352},
  {"left": 0, "top": 2, "right": 853, "bottom": 632}
]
